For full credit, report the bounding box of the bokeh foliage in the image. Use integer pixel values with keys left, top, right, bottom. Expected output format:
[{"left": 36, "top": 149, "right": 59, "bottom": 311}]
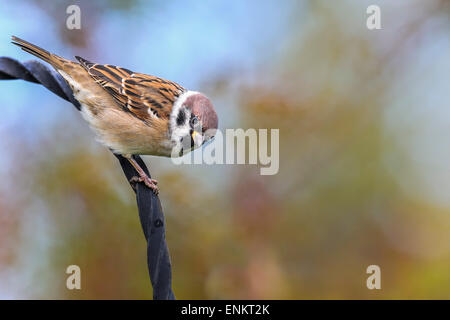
[{"left": 0, "top": 0, "right": 449, "bottom": 299}]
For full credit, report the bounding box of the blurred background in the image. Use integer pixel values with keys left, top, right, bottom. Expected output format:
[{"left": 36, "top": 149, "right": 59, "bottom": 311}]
[{"left": 0, "top": 0, "right": 449, "bottom": 299}]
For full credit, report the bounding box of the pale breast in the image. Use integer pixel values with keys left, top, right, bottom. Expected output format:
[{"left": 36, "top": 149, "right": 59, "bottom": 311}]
[{"left": 58, "top": 68, "right": 174, "bottom": 157}]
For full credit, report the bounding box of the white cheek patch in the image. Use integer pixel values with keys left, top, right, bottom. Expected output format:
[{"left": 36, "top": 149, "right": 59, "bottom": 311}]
[
  {"left": 169, "top": 90, "right": 199, "bottom": 136},
  {"left": 169, "top": 90, "right": 203, "bottom": 154},
  {"left": 171, "top": 108, "right": 191, "bottom": 145}
]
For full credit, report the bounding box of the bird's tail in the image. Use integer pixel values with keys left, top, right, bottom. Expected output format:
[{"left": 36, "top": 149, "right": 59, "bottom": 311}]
[{"left": 11, "top": 36, "right": 65, "bottom": 69}]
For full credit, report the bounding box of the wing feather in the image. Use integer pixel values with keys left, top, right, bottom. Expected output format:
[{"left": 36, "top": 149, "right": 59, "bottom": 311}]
[{"left": 75, "top": 56, "right": 185, "bottom": 122}]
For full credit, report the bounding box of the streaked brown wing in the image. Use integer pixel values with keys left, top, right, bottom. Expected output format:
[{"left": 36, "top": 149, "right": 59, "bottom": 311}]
[{"left": 75, "top": 56, "right": 185, "bottom": 122}]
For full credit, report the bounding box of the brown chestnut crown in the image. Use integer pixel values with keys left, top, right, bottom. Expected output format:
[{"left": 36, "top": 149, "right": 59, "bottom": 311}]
[{"left": 184, "top": 93, "right": 218, "bottom": 138}]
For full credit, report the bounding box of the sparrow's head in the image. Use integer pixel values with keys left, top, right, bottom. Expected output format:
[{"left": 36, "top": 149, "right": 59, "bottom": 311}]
[{"left": 170, "top": 91, "right": 218, "bottom": 156}]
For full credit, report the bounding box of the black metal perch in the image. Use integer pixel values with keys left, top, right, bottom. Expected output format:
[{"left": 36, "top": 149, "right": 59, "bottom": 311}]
[{"left": 0, "top": 57, "right": 175, "bottom": 300}]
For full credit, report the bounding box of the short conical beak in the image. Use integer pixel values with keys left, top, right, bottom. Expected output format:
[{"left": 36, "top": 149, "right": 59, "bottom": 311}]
[{"left": 191, "top": 130, "right": 203, "bottom": 147}]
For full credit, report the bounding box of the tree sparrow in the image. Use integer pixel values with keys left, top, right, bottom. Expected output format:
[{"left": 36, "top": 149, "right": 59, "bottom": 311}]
[{"left": 11, "top": 36, "right": 218, "bottom": 194}]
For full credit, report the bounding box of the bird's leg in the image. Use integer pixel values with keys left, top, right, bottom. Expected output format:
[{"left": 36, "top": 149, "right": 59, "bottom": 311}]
[{"left": 125, "top": 156, "right": 159, "bottom": 194}]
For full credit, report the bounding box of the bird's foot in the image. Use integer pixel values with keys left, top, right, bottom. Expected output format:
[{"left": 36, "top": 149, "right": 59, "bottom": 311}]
[{"left": 130, "top": 175, "right": 159, "bottom": 195}]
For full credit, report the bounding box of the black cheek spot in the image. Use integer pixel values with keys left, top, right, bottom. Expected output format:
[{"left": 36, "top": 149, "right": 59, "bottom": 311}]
[{"left": 176, "top": 109, "right": 186, "bottom": 126}]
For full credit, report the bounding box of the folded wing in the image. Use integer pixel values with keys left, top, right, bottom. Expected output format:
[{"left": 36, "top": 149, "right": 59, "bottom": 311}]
[{"left": 76, "top": 56, "right": 185, "bottom": 122}]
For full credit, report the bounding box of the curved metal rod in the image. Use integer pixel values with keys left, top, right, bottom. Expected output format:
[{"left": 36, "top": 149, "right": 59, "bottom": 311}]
[{"left": 0, "top": 57, "right": 175, "bottom": 300}]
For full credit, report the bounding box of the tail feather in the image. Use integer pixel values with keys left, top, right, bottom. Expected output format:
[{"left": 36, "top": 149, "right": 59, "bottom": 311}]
[{"left": 11, "top": 36, "right": 63, "bottom": 68}]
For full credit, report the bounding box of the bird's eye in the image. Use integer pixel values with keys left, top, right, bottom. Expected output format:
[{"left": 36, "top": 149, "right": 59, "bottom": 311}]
[{"left": 190, "top": 116, "right": 199, "bottom": 127}]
